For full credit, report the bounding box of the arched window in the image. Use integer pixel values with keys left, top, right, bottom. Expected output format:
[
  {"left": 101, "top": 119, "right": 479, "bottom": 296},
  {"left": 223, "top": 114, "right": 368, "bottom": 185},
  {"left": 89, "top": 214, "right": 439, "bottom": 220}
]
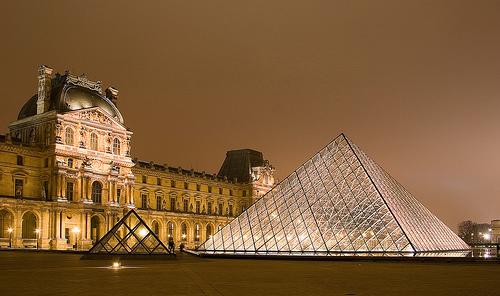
[
  {"left": 206, "top": 224, "right": 212, "bottom": 239},
  {"left": 152, "top": 221, "right": 160, "bottom": 236},
  {"left": 113, "top": 138, "right": 121, "bottom": 155},
  {"left": 0, "top": 210, "right": 13, "bottom": 238},
  {"left": 168, "top": 222, "right": 175, "bottom": 238},
  {"left": 91, "top": 182, "right": 102, "bottom": 203},
  {"left": 22, "top": 211, "right": 37, "bottom": 239},
  {"left": 90, "top": 133, "right": 98, "bottom": 151},
  {"left": 65, "top": 127, "right": 74, "bottom": 145},
  {"left": 181, "top": 223, "right": 187, "bottom": 241},
  {"left": 194, "top": 224, "right": 200, "bottom": 241}
]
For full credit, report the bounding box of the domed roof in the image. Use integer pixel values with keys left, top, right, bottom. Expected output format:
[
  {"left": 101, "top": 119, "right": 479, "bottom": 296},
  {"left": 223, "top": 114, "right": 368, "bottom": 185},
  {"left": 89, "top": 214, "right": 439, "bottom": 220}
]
[{"left": 18, "top": 73, "right": 124, "bottom": 123}]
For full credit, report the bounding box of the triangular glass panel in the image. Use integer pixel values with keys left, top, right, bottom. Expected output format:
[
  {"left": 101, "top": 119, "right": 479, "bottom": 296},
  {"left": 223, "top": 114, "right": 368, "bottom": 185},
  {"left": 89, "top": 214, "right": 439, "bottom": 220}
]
[
  {"left": 88, "top": 209, "right": 171, "bottom": 255},
  {"left": 199, "top": 134, "right": 470, "bottom": 256}
]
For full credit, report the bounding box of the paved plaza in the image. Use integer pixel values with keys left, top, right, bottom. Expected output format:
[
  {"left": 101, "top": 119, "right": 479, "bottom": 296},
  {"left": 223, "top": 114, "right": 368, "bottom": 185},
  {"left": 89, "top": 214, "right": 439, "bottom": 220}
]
[{"left": 0, "top": 251, "right": 498, "bottom": 296}]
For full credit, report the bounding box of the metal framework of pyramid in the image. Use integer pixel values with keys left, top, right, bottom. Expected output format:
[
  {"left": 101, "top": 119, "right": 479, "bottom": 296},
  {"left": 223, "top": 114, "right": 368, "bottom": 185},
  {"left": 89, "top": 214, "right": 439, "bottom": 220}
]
[
  {"left": 88, "top": 209, "right": 171, "bottom": 255},
  {"left": 199, "top": 134, "right": 469, "bottom": 256}
]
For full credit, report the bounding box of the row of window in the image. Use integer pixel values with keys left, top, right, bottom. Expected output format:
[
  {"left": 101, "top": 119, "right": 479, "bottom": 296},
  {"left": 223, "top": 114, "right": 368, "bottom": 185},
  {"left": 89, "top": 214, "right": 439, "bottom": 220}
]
[
  {"left": 139, "top": 194, "right": 242, "bottom": 216},
  {"left": 141, "top": 176, "right": 246, "bottom": 197},
  {"left": 170, "top": 222, "right": 223, "bottom": 242},
  {"left": 64, "top": 127, "right": 122, "bottom": 155}
]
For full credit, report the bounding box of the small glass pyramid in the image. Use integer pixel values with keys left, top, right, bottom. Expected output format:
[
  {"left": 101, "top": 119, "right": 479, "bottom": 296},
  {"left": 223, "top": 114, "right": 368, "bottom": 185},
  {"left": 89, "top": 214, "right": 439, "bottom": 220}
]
[
  {"left": 199, "top": 134, "right": 469, "bottom": 256},
  {"left": 88, "top": 209, "right": 171, "bottom": 255}
]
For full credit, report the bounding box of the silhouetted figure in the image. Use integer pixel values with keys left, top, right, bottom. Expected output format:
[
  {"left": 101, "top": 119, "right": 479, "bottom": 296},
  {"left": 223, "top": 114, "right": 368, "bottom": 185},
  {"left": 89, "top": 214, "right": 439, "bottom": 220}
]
[
  {"left": 168, "top": 237, "right": 175, "bottom": 253},
  {"left": 179, "top": 242, "right": 185, "bottom": 252}
]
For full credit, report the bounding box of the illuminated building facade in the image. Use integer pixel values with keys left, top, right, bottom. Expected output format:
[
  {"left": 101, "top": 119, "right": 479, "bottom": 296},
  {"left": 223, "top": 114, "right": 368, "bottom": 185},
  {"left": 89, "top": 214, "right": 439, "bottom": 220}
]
[
  {"left": 200, "top": 134, "right": 470, "bottom": 256},
  {"left": 0, "top": 65, "right": 275, "bottom": 250}
]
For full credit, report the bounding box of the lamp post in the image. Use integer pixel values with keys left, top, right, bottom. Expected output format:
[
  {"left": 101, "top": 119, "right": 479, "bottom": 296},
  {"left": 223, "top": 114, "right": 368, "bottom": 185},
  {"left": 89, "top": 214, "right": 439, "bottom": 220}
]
[
  {"left": 7, "top": 227, "right": 13, "bottom": 248},
  {"left": 72, "top": 227, "right": 80, "bottom": 250},
  {"left": 35, "top": 229, "right": 40, "bottom": 250}
]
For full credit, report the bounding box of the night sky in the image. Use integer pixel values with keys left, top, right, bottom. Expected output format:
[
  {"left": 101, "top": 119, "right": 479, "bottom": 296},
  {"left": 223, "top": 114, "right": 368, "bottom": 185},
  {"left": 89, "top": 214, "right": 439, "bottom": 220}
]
[{"left": 1, "top": 1, "right": 499, "bottom": 230}]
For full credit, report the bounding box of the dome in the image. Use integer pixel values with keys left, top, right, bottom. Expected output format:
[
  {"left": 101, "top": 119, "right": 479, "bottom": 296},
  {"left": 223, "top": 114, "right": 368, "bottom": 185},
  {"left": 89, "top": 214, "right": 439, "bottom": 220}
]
[{"left": 17, "top": 73, "right": 124, "bottom": 123}]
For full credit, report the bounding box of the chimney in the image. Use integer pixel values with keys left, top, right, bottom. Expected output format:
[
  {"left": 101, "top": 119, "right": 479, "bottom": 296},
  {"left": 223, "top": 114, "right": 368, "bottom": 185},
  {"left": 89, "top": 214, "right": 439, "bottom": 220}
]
[
  {"left": 36, "top": 65, "right": 53, "bottom": 114},
  {"left": 105, "top": 87, "right": 119, "bottom": 106}
]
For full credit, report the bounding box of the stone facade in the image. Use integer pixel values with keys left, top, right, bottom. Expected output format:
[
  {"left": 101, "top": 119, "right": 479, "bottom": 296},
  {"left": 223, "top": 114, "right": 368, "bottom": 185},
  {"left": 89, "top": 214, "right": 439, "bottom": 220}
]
[{"left": 0, "top": 65, "right": 274, "bottom": 250}]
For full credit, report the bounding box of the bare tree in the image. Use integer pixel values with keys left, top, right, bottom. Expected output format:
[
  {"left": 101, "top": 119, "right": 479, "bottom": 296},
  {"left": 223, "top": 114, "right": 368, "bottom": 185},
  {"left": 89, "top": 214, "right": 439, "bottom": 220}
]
[{"left": 458, "top": 220, "right": 475, "bottom": 244}]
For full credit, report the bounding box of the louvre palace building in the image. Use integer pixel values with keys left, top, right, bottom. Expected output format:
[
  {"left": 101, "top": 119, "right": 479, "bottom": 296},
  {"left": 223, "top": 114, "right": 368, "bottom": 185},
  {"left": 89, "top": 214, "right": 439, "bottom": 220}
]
[{"left": 0, "top": 65, "right": 275, "bottom": 251}]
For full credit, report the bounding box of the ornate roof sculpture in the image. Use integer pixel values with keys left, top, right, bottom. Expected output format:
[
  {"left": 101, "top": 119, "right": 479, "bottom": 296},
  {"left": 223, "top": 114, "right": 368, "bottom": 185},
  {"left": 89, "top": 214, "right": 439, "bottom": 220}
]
[
  {"left": 88, "top": 210, "right": 171, "bottom": 255},
  {"left": 199, "top": 134, "right": 469, "bottom": 256},
  {"left": 18, "top": 66, "right": 124, "bottom": 124}
]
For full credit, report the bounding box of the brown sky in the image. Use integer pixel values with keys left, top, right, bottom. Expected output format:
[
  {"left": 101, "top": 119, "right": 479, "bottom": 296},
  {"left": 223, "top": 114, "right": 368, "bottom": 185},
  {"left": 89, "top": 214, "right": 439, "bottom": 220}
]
[{"left": 1, "top": 1, "right": 499, "bottom": 230}]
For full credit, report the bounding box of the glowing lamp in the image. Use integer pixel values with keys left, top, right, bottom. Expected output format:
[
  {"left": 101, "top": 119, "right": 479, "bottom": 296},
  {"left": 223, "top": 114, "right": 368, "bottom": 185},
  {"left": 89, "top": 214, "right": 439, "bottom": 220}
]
[{"left": 139, "top": 228, "right": 148, "bottom": 237}]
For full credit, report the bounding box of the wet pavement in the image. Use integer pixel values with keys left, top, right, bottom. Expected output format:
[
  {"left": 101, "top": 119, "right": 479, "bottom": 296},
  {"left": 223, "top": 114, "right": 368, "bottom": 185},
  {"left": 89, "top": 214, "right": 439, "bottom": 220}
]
[{"left": 0, "top": 250, "right": 498, "bottom": 295}]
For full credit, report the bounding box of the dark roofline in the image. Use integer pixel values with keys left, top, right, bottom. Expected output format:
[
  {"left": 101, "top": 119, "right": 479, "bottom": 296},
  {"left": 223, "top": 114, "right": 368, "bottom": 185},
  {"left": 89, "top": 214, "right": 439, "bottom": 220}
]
[{"left": 132, "top": 159, "right": 244, "bottom": 184}]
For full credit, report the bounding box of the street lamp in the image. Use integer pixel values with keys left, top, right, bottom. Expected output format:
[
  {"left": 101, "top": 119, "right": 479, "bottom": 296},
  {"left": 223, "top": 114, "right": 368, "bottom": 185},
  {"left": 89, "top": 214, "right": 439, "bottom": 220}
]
[
  {"left": 7, "top": 227, "right": 13, "bottom": 248},
  {"left": 72, "top": 227, "right": 80, "bottom": 250},
  {"left": 35, "top": 229, "right": 40, "bottom": 250}
]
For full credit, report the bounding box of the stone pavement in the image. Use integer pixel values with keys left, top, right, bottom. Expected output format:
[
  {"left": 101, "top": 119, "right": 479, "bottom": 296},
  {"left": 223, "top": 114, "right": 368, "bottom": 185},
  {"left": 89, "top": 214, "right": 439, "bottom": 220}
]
[{"left": 0, "top": 251, "right": 498, "bottom": 296}]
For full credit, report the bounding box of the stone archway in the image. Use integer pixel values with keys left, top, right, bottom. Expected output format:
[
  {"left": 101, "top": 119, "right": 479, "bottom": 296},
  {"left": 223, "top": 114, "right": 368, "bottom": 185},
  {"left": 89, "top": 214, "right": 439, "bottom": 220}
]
[
  {"left": 21, "top": 211, "right": 37, "bottom": 239},
  {"left": 0, "top": 209, "right": 14, "bottom": 238},
  {"left": 90, "top": 215, "right": 104, "bottom": 242}
]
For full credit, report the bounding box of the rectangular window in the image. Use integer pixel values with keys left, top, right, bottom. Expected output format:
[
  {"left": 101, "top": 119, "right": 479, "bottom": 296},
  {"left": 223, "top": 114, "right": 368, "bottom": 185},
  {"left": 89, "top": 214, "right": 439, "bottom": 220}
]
[
  {"left": 228, "top": 204, "right": 233, "bottom": 217},
  {"left": 17, "top": 155, "right": 23, "bottom": 166},
  {"left": 207, "top": 202, "right": 212, "bottom": 215},
  {"left": 218, "top": 203, "right": 223, "bottom": 216},
  {"left": 142, "top": 175, "right": 147, "bottom": 184},
  {"left": 183, "top": 199, "right": 189, "bottom": 212},
  {"left": 170, "top": 197, "right": 176, "bottom": 211},
  {"left": 141, "top": 194, "right": 148, "bottom": 209},
  {"left": 43, "top": 181, "right": 49, "bottom": 199},
  {"left": 157, "top": 178, "right": 161, "bottom": 186},
  {"left": 116, "top": 189, "right": 121, "bottom": 204},
  {"left": 219, "top": 188, "right": 223, "bottom": 195},
  {"left": 196, "top": 201, "right": 200, "bottom": 214},
  {"left": 44, "top": 158, "right": 48, "bottom": 168},
  {"left": 66, "top": 182, "right": 74, "bottom": 201},
  {"left": 229, "top": 189, "right": 233, "bottom": 196},
  {"left": 196, "top": 184, "right": 200, "bottom": 191},
  {"left": 242, "top": 190, "right": 247, "bottom": 197},
  {"left": 184, "top": 182, "right": 188, "bottom": 190},
  {"left": 171, "top": 180, "right": 175, "bottom": 187},
  {"left": 15, "top": 179, "right": 23, "bottom": 198},
  {"left": 208, "top": 186, "right": 212, "bottom": 193},
  {"left": 156, "top": 196, "right": 162, "bottom": 210},
  {"left": 67, "top": 158, "right": 73, "bottom": 168}
]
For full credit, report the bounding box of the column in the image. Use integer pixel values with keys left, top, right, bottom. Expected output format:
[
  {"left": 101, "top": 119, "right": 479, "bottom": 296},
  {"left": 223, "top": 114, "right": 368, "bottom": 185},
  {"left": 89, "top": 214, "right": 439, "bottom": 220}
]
[
  {"left": 76, "top": 177, "right": 81, "bottom": 203},
  {"left": 58, "top": 174, "right": 63, "bottom": 198},
  {"left": 61, "top": 175, "right": 66, "bottom": 199},
  {"left": 81, "top": 175, "right": 86, "bottom": 202},
  {"left": 112, "top": 182, "right": 116, "bottom": 203},
  {"left": 86, "top": 177, "right": 91, "bottom": 201},
  {"left": 55, "top": 210, "right": 61, "bottom": 239},
  {"left": 86, "top": 213, "right": 91, "bottom": 240},
  {"left": 130, "top": 186, "right": 135, "bottom": 205}
]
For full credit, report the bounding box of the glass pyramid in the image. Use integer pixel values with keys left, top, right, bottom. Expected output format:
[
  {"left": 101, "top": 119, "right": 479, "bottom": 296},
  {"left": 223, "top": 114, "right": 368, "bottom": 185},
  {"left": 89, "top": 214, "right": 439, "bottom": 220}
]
[
  {"left": 88, "top": 209, "right": 171, "bottom": 255},
  {"left": 199, "top": 134, "right": 469, "bottom": 256}
]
